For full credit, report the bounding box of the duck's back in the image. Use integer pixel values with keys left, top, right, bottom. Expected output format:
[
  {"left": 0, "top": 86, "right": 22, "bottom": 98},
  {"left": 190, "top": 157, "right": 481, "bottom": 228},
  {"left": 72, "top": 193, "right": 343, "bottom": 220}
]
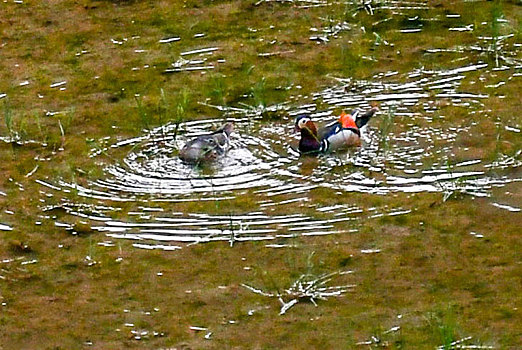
[
  {"left": 179, "top": 123, "right": 233, "bottom": 164},
  {"left": 319, "top": 115, "right": 361, "bottom": 150}
]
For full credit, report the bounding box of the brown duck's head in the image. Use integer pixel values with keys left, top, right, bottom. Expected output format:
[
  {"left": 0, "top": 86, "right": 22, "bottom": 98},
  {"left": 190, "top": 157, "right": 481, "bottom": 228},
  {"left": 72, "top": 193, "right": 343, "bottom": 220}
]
[
  {"left": 295, "top": 115, "right": 317, "bottom": 135},
  {"left": 295, "top": 115, "right": 321, "bottom": 154}
]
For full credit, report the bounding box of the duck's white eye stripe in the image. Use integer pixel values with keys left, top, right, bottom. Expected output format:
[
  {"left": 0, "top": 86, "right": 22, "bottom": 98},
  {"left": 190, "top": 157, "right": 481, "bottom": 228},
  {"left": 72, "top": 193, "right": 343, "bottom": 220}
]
[{"left": 298, "top": 118, "right": 310, "bottom": 128}]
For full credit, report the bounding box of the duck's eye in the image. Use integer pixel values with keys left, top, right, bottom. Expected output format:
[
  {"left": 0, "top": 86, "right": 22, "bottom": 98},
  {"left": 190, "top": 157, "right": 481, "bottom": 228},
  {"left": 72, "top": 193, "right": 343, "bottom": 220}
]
[{"left": 297, "top": 117, "right": 310, "bottom": 129}]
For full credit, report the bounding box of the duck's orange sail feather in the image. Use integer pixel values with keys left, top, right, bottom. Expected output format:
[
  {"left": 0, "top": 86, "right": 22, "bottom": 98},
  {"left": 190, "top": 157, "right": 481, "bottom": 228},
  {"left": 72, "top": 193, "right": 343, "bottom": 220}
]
[{"left": 338, "top": 111, "right": 358, "bottom": 129}]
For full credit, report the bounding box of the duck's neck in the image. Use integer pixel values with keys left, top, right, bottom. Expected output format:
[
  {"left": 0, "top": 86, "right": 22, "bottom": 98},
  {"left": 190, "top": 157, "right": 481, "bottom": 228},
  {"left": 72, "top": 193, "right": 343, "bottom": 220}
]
[{"left": 299, "top": 128, "right": 321, "bottom": 154}]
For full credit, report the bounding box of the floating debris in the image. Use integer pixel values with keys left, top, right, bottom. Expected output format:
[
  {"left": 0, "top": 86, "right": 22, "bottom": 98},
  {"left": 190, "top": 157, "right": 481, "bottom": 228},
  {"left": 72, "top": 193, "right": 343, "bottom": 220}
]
[
  {"left": 384, "top": 326, "right": 401, "bottom": 334},
  {"left": 310, "top": 19, "right": 351, "bottom": 43},
  {"left": 490, "top": 203, "right": 520, "bottom": 212},
  {"left": 361, "top": 249, "right": 381, "bottom": 254},
  {"left": 504, "top": 125, "right": 520, "bottom": 133},
  {"left": 255, "top": 0, "right": 327, "bottom": 7},
  {"left": 25, "top": 165, "right": 39, "bottom": 178},
  {"left": 242, "top": 270, "right": 355, "bottom": 315},
  {"left": 75, "top": 50, "right": 89, "bottom": 57},
  {"left": 165, "top": 47, "right": 221, "bottom": 73},
  {"left": 159, "top": 36, "right": 180, "bottom": 44},
  {"left": 133, "top": 243, "right": 182, "bottom": 251},
  {"left": 84, "top": 255, "right": 98, "bottom": 267},
  {"left": 469, "top": 231, "right": 484, "bottom": 239},
  {"left": 449, "top": 24, "right": 474, "bottom": 32},
  {"left": 49, "top": 81, "right": 67, "bottom": 88},
  {"left": 180, "top": 47, "right": 218, "bottom": 56},
  {"left": 356, "top": 335, "right": 384, "bottom": 346},
  {"left": 0, "top": 224, "right": 13, "bottom": 231},
  {"left": 258, "top": 50, "right": 295, "bottom": 57},
  {"left": 436, "top": 336, "right": 495, "bottom": 350},
  {"left": 110, "top": 38, "right": 125, "bottom": 45},
  {"left": 400, "top": 28, "right": 422, "bottom": 33},
  {"left": 21, "top": 259, "right": 38, "bottom": 265}
]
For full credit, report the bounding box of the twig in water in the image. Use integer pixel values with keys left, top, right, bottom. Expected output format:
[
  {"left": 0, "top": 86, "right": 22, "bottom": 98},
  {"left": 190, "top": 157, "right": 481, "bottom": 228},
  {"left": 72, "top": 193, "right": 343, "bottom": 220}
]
[
  {"left": 436, "top": 336, "right": 495, "bottom": 350},
  {"left": 242, "top": 270, "right": 355, "bottom": 315},
  {"left": 25, "top": 165, "right": 39, "bottom": 178}
]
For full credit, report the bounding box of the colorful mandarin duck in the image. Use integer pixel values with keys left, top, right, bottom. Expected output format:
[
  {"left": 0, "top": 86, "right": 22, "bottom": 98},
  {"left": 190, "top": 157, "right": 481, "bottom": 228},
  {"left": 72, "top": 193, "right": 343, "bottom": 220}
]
[
  {"left": 179, "top": 122, "right": 234, "bottom": 164},
  {"left": 295, "top": 107, "right": 378, "bottom": 154}
]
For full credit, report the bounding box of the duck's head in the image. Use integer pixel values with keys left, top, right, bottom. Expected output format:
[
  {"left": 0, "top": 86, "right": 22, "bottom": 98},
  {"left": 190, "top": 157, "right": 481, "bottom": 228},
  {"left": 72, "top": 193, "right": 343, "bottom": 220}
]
[
  {"left": 220, "top": 122, "right": 234, "bottom": 137},
  {"left": 295, "top": 114, "right": 322, "bottom": 154},
  {"left": 295, "top": 114, "right": 317, "bottom": 135}
]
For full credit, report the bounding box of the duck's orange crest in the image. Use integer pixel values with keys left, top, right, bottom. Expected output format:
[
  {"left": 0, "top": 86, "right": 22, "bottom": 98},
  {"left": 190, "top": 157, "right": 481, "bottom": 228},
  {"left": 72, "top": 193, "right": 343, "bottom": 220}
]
[{"left": 339, "top": 111, "right": 357, "bottom": 129}]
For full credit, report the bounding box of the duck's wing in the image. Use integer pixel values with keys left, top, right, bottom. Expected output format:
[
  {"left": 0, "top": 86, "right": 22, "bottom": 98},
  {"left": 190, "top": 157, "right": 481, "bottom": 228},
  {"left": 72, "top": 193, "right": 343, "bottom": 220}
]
[
  {"left": 318, "top": 120, "right": 342, "bottom": 140},
  {"left": 210, "top": 122, "right": 234, "bottom": 148},
  {"left": 355, "top": 107, "right": 378, "bottom": 129},
  {"left": 319, "top": 114, "right": 362, "bottom": 151}
]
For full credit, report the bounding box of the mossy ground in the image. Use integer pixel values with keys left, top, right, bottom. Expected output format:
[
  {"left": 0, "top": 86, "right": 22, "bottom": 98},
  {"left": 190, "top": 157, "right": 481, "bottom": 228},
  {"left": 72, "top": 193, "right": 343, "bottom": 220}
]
[{"left": 1, "top": 1, "right": 521, "bottom": 349}]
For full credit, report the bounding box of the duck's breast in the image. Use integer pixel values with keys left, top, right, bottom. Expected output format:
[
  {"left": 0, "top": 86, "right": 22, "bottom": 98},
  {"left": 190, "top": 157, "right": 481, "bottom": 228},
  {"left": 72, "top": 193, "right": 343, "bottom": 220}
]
[{"left": 325, "top": 129, "right": 360, "bottom": 150}]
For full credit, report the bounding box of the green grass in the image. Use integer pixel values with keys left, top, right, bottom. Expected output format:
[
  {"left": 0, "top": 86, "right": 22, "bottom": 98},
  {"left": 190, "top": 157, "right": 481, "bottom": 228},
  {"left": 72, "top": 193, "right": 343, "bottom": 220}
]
[{"left": 378, "top": 105, "right": 395, "bottom": 155}]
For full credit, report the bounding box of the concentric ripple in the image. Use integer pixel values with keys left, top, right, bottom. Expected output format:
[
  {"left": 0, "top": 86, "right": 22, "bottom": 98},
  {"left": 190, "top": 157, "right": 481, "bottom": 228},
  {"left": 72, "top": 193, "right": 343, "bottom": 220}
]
[
  {"left": 45, "top": 200, "right": 412, "bottom": 249},
  {"left": 37, "top": 25, "right": 521, "bottom": 247},
  {"left": 295, "top": 60, "right": 521, "bottom": 197},
  {"left": 72, "top": 118, "right": 296, "bottom": 202}
]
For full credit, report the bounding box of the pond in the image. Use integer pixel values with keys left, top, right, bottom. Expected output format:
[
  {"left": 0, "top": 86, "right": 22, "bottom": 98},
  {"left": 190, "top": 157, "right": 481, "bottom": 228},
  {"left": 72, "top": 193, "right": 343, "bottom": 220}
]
[
  {"left": 1, "top": 0, "right": 520, "bottom": 348},
  {"left": 39, "top": 41, "right": 521, "bottom": 248}
]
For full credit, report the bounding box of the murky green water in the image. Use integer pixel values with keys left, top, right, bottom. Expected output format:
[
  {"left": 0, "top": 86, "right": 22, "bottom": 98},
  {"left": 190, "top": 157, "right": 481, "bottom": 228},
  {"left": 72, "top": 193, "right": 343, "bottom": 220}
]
[
  {"left": 1, "top": 1, "right": 521, "bottom": 348},
  {"left": 21, "top": 1, "right": 520, "bottom": 250}
]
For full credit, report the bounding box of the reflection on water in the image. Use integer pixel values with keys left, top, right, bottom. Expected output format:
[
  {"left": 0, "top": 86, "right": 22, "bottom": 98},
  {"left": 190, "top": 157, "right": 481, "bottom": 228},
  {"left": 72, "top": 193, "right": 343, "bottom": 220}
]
[
  {"left": 0, "top": 223, "right": 13, "bottom": 231},
  {"left": 44, "top": 201, "right": 413, "bottom": 249},
  {"left": 71, "top": 118, "right": 290, "bottom": 201},
  {"left": 37, "top": 3, "right": 521, "bottom": 248},
  {"left": 54, "top": 59, "right": 519, "bottom": 202}
]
